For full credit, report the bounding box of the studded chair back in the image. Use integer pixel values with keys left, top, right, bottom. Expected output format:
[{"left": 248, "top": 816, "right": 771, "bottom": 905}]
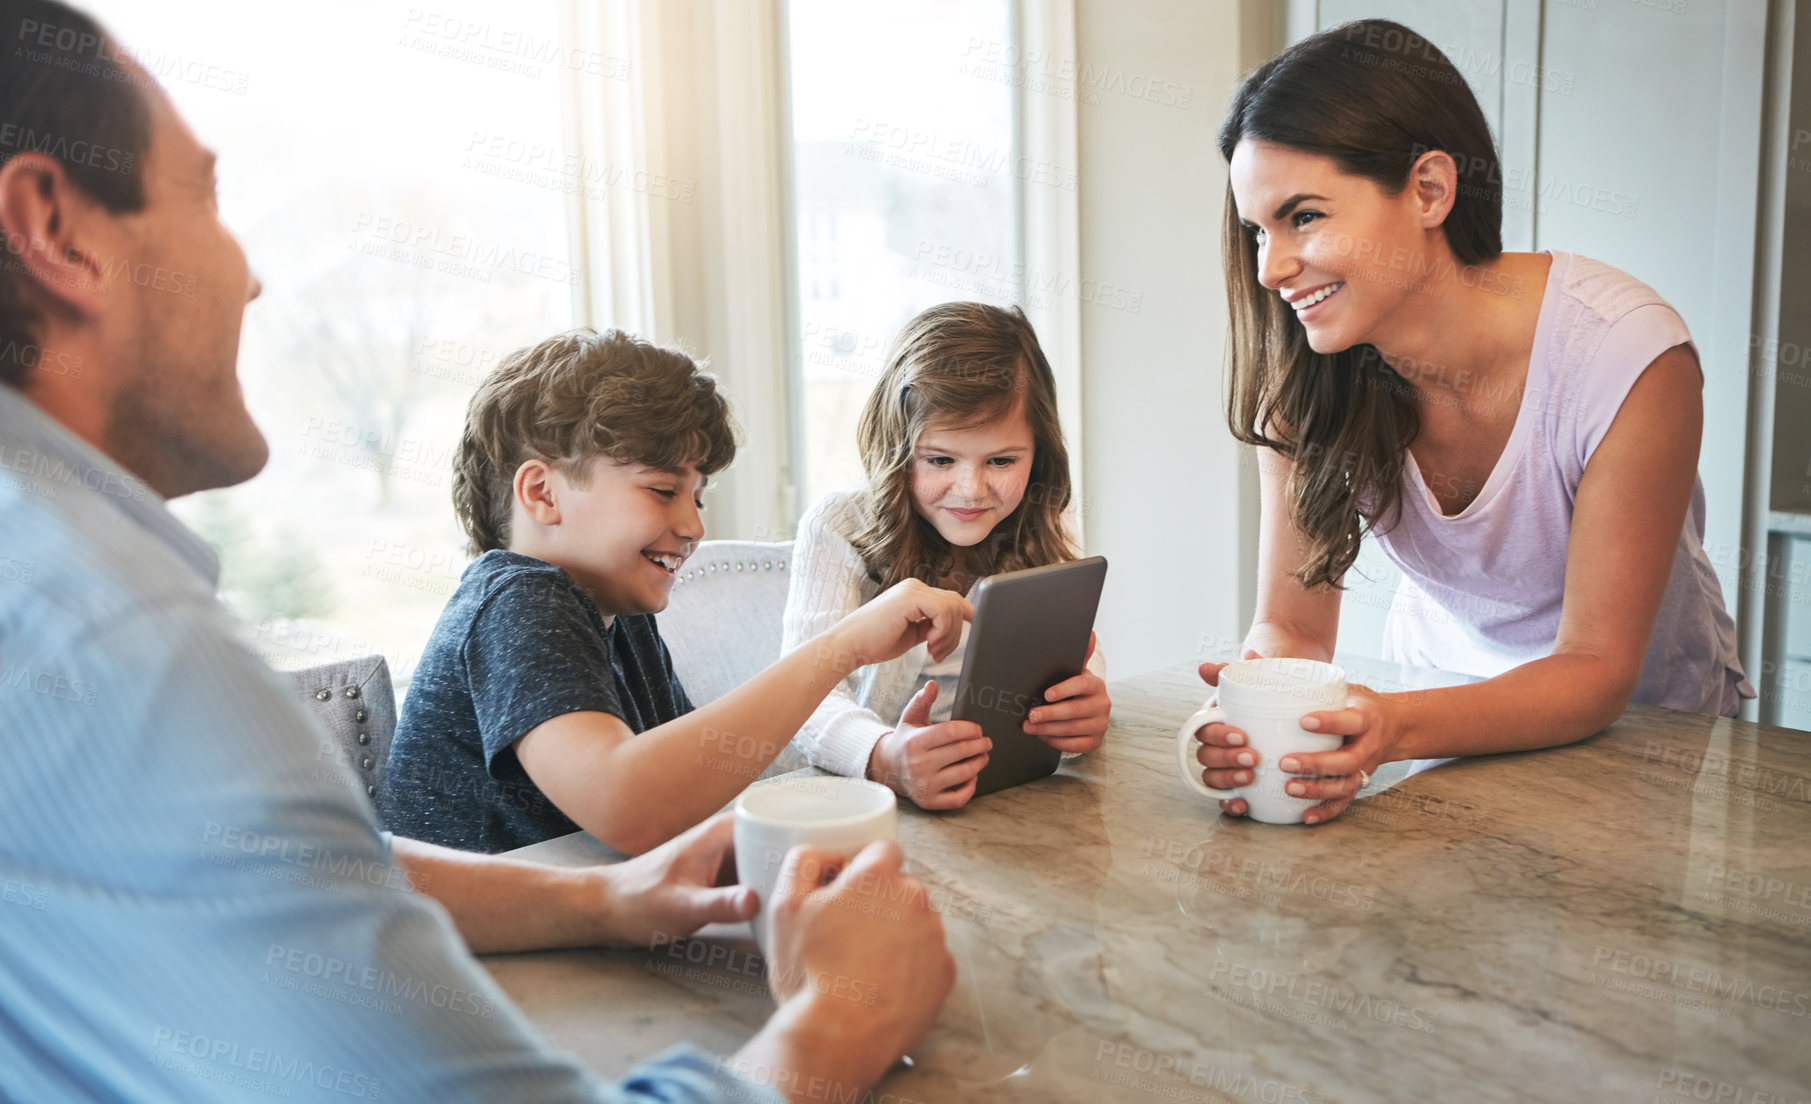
[
  {"left": 286, "top": 654, "right": 397, "bottom": 808},
  {"left": 658, "top": 540, "right": 806, "bottom": 777}
]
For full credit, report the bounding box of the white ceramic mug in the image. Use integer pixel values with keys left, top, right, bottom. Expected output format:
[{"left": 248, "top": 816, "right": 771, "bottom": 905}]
[
  {"left": 733, "top": 776, "right": 898, "bottom": 953},
  {"left": 1175, "top": 658, "right": 1348, "bottom": 824}
]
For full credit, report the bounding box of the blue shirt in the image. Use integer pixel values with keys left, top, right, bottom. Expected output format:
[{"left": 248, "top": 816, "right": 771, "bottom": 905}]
[
  {"left": 0, "top": 386, "right": 781, "bottom": 1104},
  {"left": 383, "top": 551, "right": 693, "bottom": 853}
]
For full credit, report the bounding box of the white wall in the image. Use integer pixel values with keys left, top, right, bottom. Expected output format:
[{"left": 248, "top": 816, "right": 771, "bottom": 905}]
[{"left": 1073, "top": 0, "right": 1271, "bottom": 678}]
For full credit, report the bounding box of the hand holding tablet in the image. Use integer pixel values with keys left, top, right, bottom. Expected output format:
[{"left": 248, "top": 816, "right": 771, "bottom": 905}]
[{"left": 953, "top": 556, "right": 1109, "bottom": 799}]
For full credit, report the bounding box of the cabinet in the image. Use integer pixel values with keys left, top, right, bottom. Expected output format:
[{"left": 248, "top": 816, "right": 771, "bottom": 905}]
[{"left": 1763, "top": 525, "right": 1811, "bottom": 728}]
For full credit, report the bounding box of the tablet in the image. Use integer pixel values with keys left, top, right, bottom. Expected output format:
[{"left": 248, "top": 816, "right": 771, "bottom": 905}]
[{"left": 952, "top": 556, "right": 1108, "bottom": 799}]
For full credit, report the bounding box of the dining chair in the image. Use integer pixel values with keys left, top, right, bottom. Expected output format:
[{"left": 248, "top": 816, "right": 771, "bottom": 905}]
[
  {"left": 286, "top": 653, "right": 396, "bottom": 807},
  {"left": 659, "top": 539, "right": 808, "bottom": 777}
]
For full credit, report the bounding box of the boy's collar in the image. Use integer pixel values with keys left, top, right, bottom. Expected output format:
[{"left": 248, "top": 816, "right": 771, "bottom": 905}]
[{"left": 490, "top": 546, "right": 622, "bottom": 628}]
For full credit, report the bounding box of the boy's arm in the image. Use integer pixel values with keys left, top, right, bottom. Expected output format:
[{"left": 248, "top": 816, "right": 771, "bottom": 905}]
[
  {"left": 517, "top": 580, "right": 970, "bottom": 855},
  {"left": 780, "top": 494, "right": 897, "bottom": 778}
]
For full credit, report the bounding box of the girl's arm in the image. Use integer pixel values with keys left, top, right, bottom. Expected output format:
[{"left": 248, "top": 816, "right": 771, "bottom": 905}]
[
  {"left": 779, "top": 493, "right": 896, "bottom": 778},
  {"left": 1280, "top": 346, "right": 1703, "bottom": 815}
]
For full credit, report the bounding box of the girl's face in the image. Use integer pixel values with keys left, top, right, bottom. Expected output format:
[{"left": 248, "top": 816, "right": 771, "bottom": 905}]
[
  {"left": 909, "top": 403, "right": 1035, "bottom": 549},
  {"left": 1228, "top": 138, "right": 1449, "bottom": 355}
]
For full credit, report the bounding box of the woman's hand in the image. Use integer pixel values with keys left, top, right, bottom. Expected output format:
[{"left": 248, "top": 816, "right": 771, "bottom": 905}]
[
  {"left": 1024, "top": 633, "right": 1110, "bottom": 753},
  {"left": 1279, "top": 684, "right": 1399, "bottom": 822},
  {"left": 867, "top": 681, "right": 990, "bottom": 810},
  {"left": 1192, "top": 661, "right": 1399, "bottom": 825},
  {"left": 1190, "top": 659, "right": 1256, "bottom": 816}
]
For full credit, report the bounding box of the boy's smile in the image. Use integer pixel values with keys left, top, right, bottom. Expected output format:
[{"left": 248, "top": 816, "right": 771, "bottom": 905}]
[
  {"left": 509, "top": 455, "right": 706, "bottom": 618},
  {"left": 642, "top": 550, "right": 687, "bottom": 574}
]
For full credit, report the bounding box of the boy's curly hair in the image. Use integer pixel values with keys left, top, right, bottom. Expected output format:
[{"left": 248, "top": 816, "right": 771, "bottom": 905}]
[{"left": 452, "top": 328, "right": 737, "bottom": 556}]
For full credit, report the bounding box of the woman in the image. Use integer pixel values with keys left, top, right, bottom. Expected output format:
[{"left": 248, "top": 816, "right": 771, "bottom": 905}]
[{"left": 1187, "top": 19, "right": 1752, "bottom": 824}]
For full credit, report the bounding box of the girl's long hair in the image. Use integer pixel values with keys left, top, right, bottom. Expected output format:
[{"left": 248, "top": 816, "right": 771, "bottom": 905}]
[
  {"left": 1219, "top": 19, "right": 1503, "bottom": 588},
  {"left": 853, "top": 302, "right": 1077, "bottom": 591}
]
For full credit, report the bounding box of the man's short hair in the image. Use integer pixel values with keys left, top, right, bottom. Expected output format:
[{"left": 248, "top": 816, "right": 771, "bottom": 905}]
[
  {"left": 0, "top": 0, "right": 153, "bottom": 388},
  {"left": 452, "top": 327, "right": 738, "bottom": 557}
]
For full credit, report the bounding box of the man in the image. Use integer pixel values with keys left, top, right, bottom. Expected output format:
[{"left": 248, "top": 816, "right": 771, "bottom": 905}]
[{"left": 0, "top": 2, "right": 955, "bottom": 1101}]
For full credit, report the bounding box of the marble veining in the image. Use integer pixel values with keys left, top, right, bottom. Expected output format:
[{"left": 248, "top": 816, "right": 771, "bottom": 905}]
[{"left": 486, "top": 655, "right": 1811, "bottom": 1103}]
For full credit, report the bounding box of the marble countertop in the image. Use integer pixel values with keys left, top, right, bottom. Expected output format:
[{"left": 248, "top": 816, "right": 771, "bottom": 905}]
[{"left": 484, "top": 655, "right": 1811, "bottom": 1103}]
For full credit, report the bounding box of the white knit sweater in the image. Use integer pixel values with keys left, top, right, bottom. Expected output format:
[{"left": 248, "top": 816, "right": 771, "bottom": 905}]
[{"left": 781, "top": 488, "right": 1105, "bottom": 778}]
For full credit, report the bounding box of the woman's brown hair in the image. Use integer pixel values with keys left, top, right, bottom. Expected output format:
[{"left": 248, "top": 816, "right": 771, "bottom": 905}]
[
  {"left": 852, "top": 302, "right": 1076, "bottom": 591},
  {"left": 1219, "top": 19, "right": 1503, "bottom": 588}
]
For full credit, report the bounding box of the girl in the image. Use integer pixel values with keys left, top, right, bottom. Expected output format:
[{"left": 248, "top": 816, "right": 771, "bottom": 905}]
[
  {"left": 1187, "top": 19, "right": 1753, "bottom": 824},
  {"left": 781, "top": 302, "right": 1110, "bottom": 809}
]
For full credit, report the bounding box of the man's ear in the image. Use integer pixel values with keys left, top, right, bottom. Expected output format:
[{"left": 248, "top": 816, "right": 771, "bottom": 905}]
[
  {"left": 0, "top": 153, "right": 111, "bottom": 321},
  {"left": 513, "top": 459, "right": 561, "bottom": 527}
]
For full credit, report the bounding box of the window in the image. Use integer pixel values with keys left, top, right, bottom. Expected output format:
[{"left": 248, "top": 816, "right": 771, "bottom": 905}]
[
  {"left": 785, "top": 0, "right": 1020, "bottom": 510},
  {"left": 86, "top": 0, "right": 580, "bottom": 689}
]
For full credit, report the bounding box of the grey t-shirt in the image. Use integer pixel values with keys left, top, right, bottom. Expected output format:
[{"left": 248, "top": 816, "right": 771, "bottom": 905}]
[{"left": 381, "top": 550, "right": 693, "bottom": 853}]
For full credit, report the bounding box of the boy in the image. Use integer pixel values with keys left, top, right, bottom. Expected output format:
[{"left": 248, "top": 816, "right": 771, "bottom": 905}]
[{"left": 382, "top": 327, "right": 973, "bottom": 854}]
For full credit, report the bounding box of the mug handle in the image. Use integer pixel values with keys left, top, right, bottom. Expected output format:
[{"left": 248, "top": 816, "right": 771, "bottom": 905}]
[{"left": 1176, "top": 706, "right": 1242, "bottom": 800}]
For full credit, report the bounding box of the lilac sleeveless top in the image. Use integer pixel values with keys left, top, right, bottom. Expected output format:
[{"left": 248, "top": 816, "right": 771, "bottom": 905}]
[{"left": 1371, "top": 251, "right": 1752, "bottom": 716}]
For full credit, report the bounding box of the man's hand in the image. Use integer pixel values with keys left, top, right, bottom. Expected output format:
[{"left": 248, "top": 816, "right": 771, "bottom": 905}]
[
  {"left": 390, "top": 820, "right": 752, "bottom": 955},
  {"left": 594, "top": 814, "right": 758, "bottom": 946},
  {"left": 743, "top": 841, "right": 955, "bottom": 1099},
  {"left": 726, "top": 841, "right": 956, "bottom": 1103}
]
